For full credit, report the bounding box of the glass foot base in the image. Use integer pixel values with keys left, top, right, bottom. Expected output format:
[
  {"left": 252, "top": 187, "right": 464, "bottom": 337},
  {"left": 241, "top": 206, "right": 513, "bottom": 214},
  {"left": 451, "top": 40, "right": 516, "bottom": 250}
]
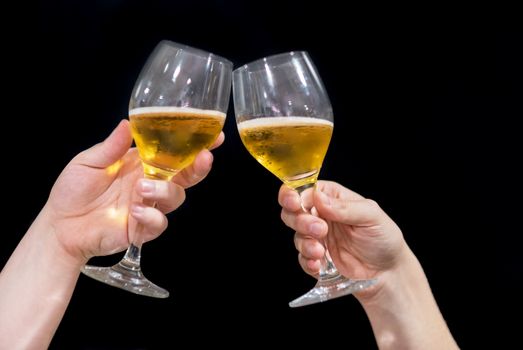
[
  {"left": 289, "top": 275, "right": 376, "bottom": 307},
  {"left": 81, "top": 263, "right": 169, "bottom": 298}
]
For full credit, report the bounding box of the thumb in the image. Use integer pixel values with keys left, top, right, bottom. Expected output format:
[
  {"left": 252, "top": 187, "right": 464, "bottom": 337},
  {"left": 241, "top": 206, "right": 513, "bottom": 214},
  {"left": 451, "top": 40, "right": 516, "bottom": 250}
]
[
  {"left": 75, "top": 120, "right": 133, "bottom": 168},
  {"left": 313, "top": 188, "right": 382, "bottom": 226}
]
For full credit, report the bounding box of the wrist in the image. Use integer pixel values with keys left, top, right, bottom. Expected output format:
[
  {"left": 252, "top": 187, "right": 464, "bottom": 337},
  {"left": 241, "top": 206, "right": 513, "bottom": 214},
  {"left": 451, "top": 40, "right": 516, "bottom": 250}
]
[
  {"left": 31, "top": 205, "right": 88, "bottom": 269},
  {"left": 356, "top": 246, "right": 458, "bottom": 349},
  {"left": 0, "top": 205, "right": 84, "bottom": 349},
  {"left": 353, "top": 242, "right": 417, "bottom": 307}
]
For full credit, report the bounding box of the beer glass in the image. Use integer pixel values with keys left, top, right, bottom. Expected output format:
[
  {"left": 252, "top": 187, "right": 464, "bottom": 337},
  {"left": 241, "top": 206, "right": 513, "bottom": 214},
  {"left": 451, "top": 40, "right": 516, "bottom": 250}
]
[
  {"left": 233, "top": 51, "right": 375, "bottom": 307},
  {"left": 81, "top": 41, "right": 232, "bottom": 298}
]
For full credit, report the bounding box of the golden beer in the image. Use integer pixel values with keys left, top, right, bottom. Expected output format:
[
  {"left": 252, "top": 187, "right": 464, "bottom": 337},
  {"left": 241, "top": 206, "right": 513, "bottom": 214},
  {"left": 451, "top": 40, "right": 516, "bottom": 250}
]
[
  {"left": 130, "top": 106, "right": 225, "bottom": 179},
  {"left": 238, "top": 117, "right": 333, "bottom": 188}
]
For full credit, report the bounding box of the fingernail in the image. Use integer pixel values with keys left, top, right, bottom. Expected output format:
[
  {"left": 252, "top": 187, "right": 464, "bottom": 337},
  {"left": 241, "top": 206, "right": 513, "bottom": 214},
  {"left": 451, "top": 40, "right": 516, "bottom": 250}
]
[
  {"left": 317, "top": 190, "right": 331, "bottom": 206},
  {"left": 309, "top": 222, "right": 324, "bottom": 236},
  {"left": 307, "top": 243, "right": 319, "bottom": 257},
  {"left": 141, "top": 179, "right": 155, "bottom": 194},
  {"left": 131, "top": 204, "right": 145, "bottom": 216}
]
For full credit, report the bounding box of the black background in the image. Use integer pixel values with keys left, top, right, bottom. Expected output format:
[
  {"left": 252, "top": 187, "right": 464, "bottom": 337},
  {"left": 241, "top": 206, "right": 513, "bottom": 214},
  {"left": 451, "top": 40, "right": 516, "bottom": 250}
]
[{"left": 2, "top": 1, "right": 521, "bottom": 348}]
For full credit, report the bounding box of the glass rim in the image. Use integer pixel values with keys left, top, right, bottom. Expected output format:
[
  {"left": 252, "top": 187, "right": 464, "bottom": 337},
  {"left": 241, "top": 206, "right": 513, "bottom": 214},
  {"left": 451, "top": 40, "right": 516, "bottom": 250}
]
[
  {"left": 158, "top": 40, "right": 233, "bottom": 68},
  {"left": 234, "top": 51, "right": 308, "bottom": 74}
]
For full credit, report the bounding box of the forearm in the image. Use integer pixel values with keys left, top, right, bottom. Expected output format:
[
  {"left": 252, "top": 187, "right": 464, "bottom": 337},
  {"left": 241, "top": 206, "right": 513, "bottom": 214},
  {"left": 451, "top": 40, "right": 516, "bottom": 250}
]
[
  {"left": 359, "top": 248, "right": 458, "bottom": 350},
  {"left": 0, "top": 207, "right": 83, "bottom": 349}
]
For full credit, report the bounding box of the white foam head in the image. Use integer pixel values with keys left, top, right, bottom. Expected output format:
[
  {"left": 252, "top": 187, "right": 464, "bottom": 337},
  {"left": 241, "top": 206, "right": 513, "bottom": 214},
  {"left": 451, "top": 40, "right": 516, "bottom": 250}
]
[
  {"left": 237, "top": 116, "right": 333, "bottom": 131},
  {"left": 129, "top": 106, "right": 226, "bottom": 119}
]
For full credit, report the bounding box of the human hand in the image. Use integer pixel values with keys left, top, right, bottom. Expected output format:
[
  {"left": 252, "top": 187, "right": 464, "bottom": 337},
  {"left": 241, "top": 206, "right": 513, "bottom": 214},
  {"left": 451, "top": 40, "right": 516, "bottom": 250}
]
[
  {"left": 279, "top": 180, "right": 408, "bottom": 300},
  {"left": 41, "top": 120, "right": 224, "bottom": 266}
]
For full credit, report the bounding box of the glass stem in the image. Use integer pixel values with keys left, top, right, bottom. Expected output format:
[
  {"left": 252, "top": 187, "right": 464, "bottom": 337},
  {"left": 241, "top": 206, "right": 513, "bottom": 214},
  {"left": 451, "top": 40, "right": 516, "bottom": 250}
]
[
  {"left": 118, "top": 173, "right": 164, "bottom": 272},
  {"left": 295, "top": 183, "right": 340, "bottom": 281},
  {"left": 120, "top": 243, "right": 142, "bottom": 271}
]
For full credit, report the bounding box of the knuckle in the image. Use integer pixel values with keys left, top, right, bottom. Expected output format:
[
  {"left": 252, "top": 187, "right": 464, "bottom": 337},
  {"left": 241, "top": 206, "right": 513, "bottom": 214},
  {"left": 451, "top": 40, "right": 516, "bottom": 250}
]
[
  {"left": 277, "top": 192, "right": 285, "bottom": 207},
  {"left": 294, "top": 233, "right": 306, "bottom": 252},
  {"left": 280, "top": 210, "right": 290, "bottom": 225},
  {"left": 298, "top": 253, "right": 307, "bottom": 269},
  {"left": 365, "top": 198, "right": 381, "bottom": 214}
]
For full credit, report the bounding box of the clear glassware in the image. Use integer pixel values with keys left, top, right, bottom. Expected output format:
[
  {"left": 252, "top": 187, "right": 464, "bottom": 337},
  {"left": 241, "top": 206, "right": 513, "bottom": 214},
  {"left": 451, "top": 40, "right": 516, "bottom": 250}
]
[
  {"left": 233, "top": 51, "right": 376, "bottom": 307},
  {"left": 81, "top": 41, "right": 232, "bottom": 298}
]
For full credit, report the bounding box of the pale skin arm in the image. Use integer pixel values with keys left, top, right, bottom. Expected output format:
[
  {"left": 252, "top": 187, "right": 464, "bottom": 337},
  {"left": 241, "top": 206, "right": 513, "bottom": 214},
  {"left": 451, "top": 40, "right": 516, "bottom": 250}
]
[
  {"left": 279, "top": 181, "right": 459, "bottom": 350},
  {"left": 0, "top": 120, "right": 224, "bottom": 349}
]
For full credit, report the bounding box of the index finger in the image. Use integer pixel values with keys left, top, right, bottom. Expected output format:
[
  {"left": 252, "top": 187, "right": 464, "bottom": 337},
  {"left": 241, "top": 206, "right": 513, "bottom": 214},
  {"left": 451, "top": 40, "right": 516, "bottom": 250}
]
[{"left": 316, "top": 180, "right": 366, "bottom": 201}]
